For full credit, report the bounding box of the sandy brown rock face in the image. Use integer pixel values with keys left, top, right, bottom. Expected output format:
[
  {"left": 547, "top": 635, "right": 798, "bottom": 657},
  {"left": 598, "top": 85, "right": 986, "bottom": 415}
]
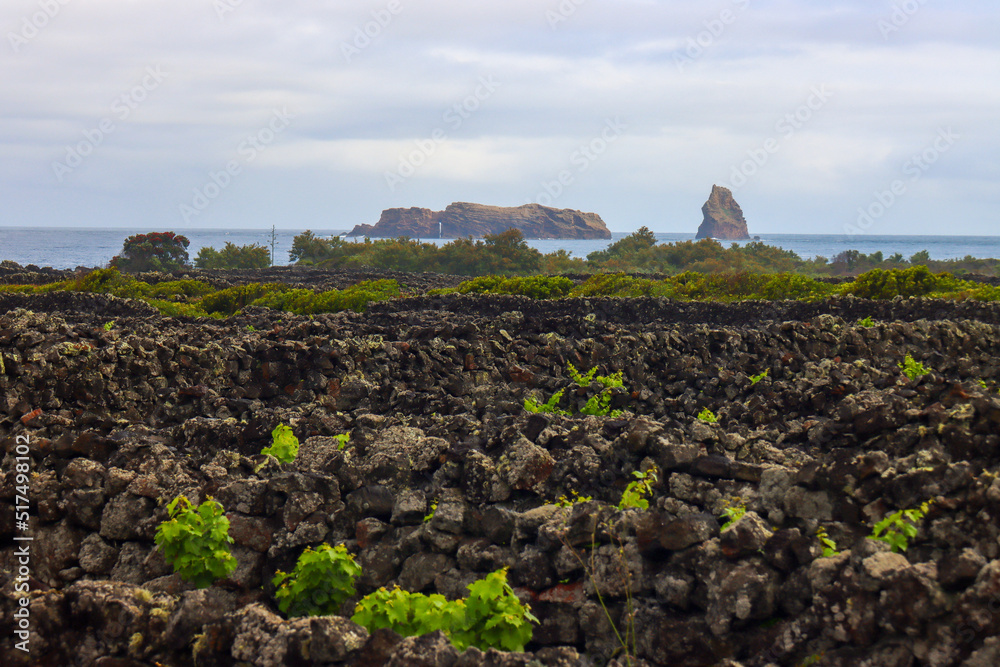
[
  {"left": 348, "top": 202, "right": 612, "bottom": 239},
  {"left": 696, "top": 185, "right": 751, "bottom": 240}
]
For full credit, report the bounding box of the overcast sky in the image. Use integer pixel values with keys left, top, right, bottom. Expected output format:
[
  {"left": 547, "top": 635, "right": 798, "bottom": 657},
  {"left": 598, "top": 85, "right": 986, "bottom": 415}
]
[{"left": 2, "top": 0, "right": 998, "bottom": 236}]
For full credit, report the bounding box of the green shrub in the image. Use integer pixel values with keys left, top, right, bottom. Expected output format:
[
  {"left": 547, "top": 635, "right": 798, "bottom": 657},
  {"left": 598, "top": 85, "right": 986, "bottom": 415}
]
[
  {"left": 0, "top": 284, "right": 41, "bottom": 294},
  {"left": 250, "top": 280, "right": 400, "bottom": 315},
  {"left": 147, "top": 279, "right": 215, "bottom": 300},
  {"left": 567, "top": 364, "right": 623, "bottom": 389},
  {"left": 457, "top": 275, "right": 573, "bottom": 299},
  {"left": 147, "top": 299, "right": 212, "bottom": 318},
  {"left": 848, "top": 266, "right": 968, "bottom": 299},
  {"left": 249, "top": 288, "right": 319, "bottom": 313},
  {"left": 456, "top": 275, "right": 510, "bottom": 295},
  {"left": 289, "top": 230, "right": 338, "bottom": 264},
  {"left": 569, "top": 271, "right": 832, "bottom": 301},
  {"left": 759, "top": 273, "right": 833, "bottom": 301},
  {"left": 595, "top": 370, "right": 624, "bottom": 389},
  {"left": 273, "top": 543, "right": 362, "bottom": 617},
  {"left": 320, "top": 279, "right": 399, "bottom": 313},
  {"left": 261, "top": 424, "right": 299, "bottom": 463},
  {"left": 195, "top": 242, "right": 271, "bottom": 269},
  {"left": 73, "top": 268, "right": 151, "bottom": 299},
  {"left": 154, "top": 496, "right": 237, "bottom": 588},
  {"left": 570, "top": 273, "right": 668, "bottom": 298},
  {"left": 970, "top": 285, "right": 1000, "bottom": 302},
  {"left": 586, "top": 226, "right": 658, "bottom": 264},
  {"left": 110, "top": 231, "right": 191, "bottom": 273},
  {"left": 200, "top": 282, "right": 289, "bottom": 316},
  {"left": 674, "top": 271, "right": 771, "bottom": 300}
]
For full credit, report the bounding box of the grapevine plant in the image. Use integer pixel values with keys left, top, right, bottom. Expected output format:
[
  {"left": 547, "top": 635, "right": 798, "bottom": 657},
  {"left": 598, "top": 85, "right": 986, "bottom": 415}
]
[
  {"left": 449, "top": 568, "right": 539, "bottom": 652},
  {"left": 273, "top": 546, "right": 538, "bottom": 652},
  {"left": 261, "top": 424, "right": 299, "bottom": 463},
  {"left": 898, "top": 354, "right": 930, "bottom": 381},
  {"left": 273, "top": 544, "right": 362, "bottom": 617},
  {"left": 523, "top": 364, "right": 626, "bottom": 417},
  {"left": 355, "top": 569, "right": 538, "bottom": 652},
  {"left": 154, "top": 496, "right": 237, "bottom": 588},
  {"left": 618, "top": 467, "right": 658, "bottom": 510},
  {"left": 352, "top": 587, "right": 459, "bottom": 638},
  {"left": 869, "top": 500, "right": 933, "bottom": 553}
]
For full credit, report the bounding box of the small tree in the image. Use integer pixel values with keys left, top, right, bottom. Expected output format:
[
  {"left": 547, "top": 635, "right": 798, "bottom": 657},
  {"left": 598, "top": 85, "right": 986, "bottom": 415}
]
[
  {"left": 110, "top": 232, "right": 190, "bottom": 273},
  {"left": 474, "top": 228, "right": 542, "bottom": 275},
  {"left": 195, "top": 242, "right": 270, "bottom": 269},
  {"left": 289, "top": 230, "right": 335, "bottom": 264}
]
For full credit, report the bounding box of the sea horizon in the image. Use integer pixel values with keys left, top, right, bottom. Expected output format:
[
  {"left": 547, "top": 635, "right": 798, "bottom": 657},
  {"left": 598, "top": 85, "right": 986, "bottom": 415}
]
[{"left": 3, "top": 226, "right": 1000, "bottom": 271}]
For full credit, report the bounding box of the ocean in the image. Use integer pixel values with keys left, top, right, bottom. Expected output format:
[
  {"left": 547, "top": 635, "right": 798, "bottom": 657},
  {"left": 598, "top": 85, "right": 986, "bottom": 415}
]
[{"left": 2, "top": 227, "right": 1000, "bottom": 270}]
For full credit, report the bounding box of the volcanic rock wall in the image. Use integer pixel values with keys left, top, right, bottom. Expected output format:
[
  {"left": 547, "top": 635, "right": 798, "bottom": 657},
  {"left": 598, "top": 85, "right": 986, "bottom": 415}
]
[{"left": 2, "top": 293, "right": 1000, "bottom": 665}]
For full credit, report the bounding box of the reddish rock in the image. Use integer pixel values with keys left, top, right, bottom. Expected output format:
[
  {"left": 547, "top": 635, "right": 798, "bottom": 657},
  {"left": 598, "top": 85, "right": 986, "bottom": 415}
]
[
  {"left": 20, "top": 407, "right": 42, "bottom": 425},
  {"left": 538, "top": 581, "right": 586, "bottom": 604}
]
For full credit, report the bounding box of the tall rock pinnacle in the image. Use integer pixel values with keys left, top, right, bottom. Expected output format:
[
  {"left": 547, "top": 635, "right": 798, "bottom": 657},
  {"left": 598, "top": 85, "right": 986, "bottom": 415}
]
[{"left": 695, "top": 185, "right": 751, "bottom": 240}]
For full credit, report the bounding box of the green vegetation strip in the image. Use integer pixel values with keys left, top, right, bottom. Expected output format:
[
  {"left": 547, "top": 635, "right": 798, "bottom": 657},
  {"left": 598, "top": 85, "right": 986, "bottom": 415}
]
[
  {"left": 3, "top": 264, "right": 1000, "bottom": 319},
  {"left": 458, "top": 265, "right": 999, "bottom": 302},
  {"left": 289, "top": 226, "right": 1000, "bottom": 277},
  {"left": 0, "top": 268, "right": 400, "bottom": 318}
]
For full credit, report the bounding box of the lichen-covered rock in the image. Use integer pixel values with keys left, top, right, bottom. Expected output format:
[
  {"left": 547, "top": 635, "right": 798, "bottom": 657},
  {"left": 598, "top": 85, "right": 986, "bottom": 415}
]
[
  {"left": 503, "top": 436, "right": 556, "bottom": 491},
  {"left": 230, "top": 603, "right": 368, "bottom": 666}
]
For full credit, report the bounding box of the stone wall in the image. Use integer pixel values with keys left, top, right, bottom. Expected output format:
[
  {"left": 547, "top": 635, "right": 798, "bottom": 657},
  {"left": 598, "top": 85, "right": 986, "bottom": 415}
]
[{"left": 2, "top": 294, "right": 1000, "bottom": 665}]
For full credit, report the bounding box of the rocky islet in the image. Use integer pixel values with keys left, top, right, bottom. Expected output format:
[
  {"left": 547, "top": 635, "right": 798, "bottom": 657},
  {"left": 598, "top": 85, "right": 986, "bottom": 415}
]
[
  {"left": 696, "top": 186, "right": 752, "bottom": 241},
  {"left": 347, "top": 202, "right": 612, "bottom": 240},
  {"left": 2, "top": 268, "right": 1000, "bottom": 665}
]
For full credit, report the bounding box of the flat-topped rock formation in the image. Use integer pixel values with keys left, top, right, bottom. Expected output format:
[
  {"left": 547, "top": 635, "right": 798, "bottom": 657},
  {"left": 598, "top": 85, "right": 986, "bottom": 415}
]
[
  {"left": 347, "top": 202, "right": 612, "bottom": 239},
  {"left": 695, "top": 185, "right": 751, "bottom": 240}
]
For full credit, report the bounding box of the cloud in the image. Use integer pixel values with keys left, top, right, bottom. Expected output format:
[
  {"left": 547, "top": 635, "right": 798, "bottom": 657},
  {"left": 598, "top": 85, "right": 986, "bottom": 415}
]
[{"left": 0, "top": 0, "right": 997, "bottom": 235}]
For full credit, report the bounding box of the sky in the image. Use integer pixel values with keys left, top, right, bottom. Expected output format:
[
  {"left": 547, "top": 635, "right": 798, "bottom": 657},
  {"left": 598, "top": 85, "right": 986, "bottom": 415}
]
[{"left": 2, "top": 0, "right": 998, "bottom": 236}]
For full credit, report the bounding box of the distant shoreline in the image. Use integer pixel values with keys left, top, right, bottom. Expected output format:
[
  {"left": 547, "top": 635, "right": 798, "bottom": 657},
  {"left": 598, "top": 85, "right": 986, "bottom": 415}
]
[{"left": 4, "top": 227, "right": 1000, "bottom": 270}]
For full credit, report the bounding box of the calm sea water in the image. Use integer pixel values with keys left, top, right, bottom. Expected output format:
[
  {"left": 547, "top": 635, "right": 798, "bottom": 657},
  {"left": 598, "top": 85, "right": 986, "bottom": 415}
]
[{"left": 2, "top": 227, "right": 999, "bottom": 270}]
